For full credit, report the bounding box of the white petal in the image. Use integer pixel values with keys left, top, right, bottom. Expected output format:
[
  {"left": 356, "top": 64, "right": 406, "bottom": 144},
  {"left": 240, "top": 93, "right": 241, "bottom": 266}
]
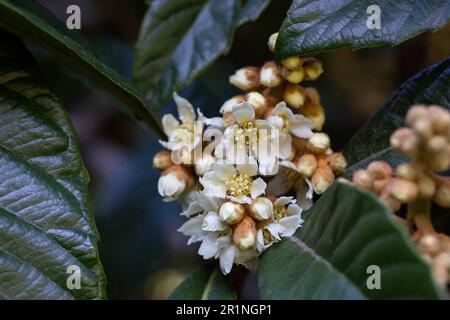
[
  {"left": 219, "top": 245, "right": 237, "bottom": 275},
  {"left": 199, "top": 172, "right": 227, "bottom": 198},
  {"left": 213, "top": 163, "right": 236, "bottom": 181},
  {"left": 286, "top": 203, "right": 303, "bottom": 218},
  {"left": 232, "top": 102, "right": 255, "bottom": 124},
  {"left": 158, "top": 174, "right": 185, "bottom": 201},
  {"left": 177, "top": 215, "right": 204, "bottom": 236},
  {"left": 256, "top": 230, "right": 266, "bottom": 252},
  {"left": 187, "top": 234, "right": 205, "bottom": 245},
  {"left": 173, "top": 92, "right": 196, "bottom": 124},
  {"left": 162, "top": 114, "right": 180, "bottom": 137},
  {"left": 274, "top": 196, "right": 295, "bottom": 206},
  {"left": 217, "top": 233, "right": 232, "bottom": 249},
  {"left": 279, "top": 215, "right": 302, "bottom": 237},
  {"left": 159, "top": 139, "right": 182, "bottom": 151},
  {"left": 195, "top": 191, "right": 220, "bottom": 212},
  {"left": 266, "top": 223, "right": 283, "bottom": 240},
  {"left": 272, "top": 101, "right": 293, "bottom": 119},
  {"left": 181, "top": 201, "right": 203, "bottom": 217},
  {"left": 289, "top": 115, "right": 314, "bottom": 139},
  {"left": 250, "top": 178, "right": 267, "bottom": 199},
  {"left": 198, "top": 233, "right": 220, "bottom": 259},
  {"left": 202, "top": 212, "right": 226, "bottom": 232},
  {"left": 236, "top": 157, "right": 258, "bottom": 176},
  {"left": 296, "top": 178, "right": 314, "bottom": 210},
  {"left": 278, "top": 133, "right": 292, "bottom": 159},
  {"left": 228, "top": 195, "right": 252, "bottom": 204}
]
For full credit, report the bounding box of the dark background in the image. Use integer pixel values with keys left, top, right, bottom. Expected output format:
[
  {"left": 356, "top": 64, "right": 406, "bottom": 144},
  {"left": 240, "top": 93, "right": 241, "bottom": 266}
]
[{"left": 30, "top": 0, "right": 450, "bottom": 299}]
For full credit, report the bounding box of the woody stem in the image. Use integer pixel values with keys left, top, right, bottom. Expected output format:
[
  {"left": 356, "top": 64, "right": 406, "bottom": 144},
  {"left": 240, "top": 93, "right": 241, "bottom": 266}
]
[{"left": 407, "top": 198, "right": 435, "bottom": 235}]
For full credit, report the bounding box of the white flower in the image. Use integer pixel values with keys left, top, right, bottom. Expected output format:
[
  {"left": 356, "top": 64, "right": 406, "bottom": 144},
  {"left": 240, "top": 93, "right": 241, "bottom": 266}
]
[
  {"left": 157, "top": 171, "right": 186, "bottom": 202},
  {"left": 194, "top": 154, "right": 216, "bottom": 176},
  {"left": 267, "top": 101, "right": 314, "bottom": 140},
  {"left": 256, "top": 197, "right": 304, "bottom": 252},
  {"left": 215, "top": 102, "right": 280, "bottom": 175},
  {"left": 199, "top": 159, "right": 266, "bottom": 204},
  {"left": 159, "top": 93, "right": 203, "bottom": 151}
]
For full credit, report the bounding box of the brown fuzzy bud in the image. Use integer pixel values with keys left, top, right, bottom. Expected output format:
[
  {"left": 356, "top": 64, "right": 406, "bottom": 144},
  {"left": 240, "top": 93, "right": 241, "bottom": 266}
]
[
  {"left": 153, "top": 150, "right": 173, "bottom": 170},
  {"left": 233, "top": 216, "right": 257, "bottom": 250},
  {"left": 395, "top": 162, "right": 418, "bottom": 181},
  {"left": 229, "top": 67, "right": 260, "bottom": 91},
  {"left": 283, "top": 83, "right": 305, "bottom": 108},
  {"left": 308, "top": 133, "right": 331, "bottom": 154},
  {"left": 327, "top": 152, "right": 347, "bottom": 175},
  {"left": 429, "top": 105, "right": 450, "bottom": 134},
  {"left": 379, "top": 190, "right": 402, "bottom": 211},
  {"left": 303, "top": 58, "right": 323, "bottom": 80},
  {"left": 367, "top": 161, "right": 393, "bottom": 180},
  {"left": 296, "top": 154, "right": 318, "bottom": 177},
  {"left": 406, "top": 105, "right": 428, "bottom": 126},
  {"left": 281, "top": 56, "right": 303, "bottom": 70},
  {"left": 267, "top": 33, "right": 278, "bottom": 52},
  {"left": 418, "top": 234, "right": 441, "bottom": 256},
  {"left": 245, "top": 91, "right": 267, "bottom": 118},
  {"left": 390, "top": 128, "right": 415, "bottom": 151},
  {"left": 413, "top": 117, "right": 433, "bottom": 139},
  {"left": 388, "top": 178, "right": 418, "bottom": 203},
  {"left": 417, "top": 174, "right": 436, "bottom": 198},
  {"left": 291, "top": 136, "right": 309, "bottom": 153},
  {"left": 426, "top": 151, "right": 450, "bottom": 172},
  {"left": 434, "top": 180, "right": 450, "bottom": 208},
  {"left": 352, "top": 169, "right": 374, "bottom": 190},
  {"left": 373, "top": 178, "right": 390, "bottom": 194},
  {"left": 311, "top": 165, "right": 335, "bottom": 194},
  {"left": 260, "top": 61, "right": 282, "bottom": 87},
  {"left": 427, "top": 136, "right": 448, "bottom": 154},
  {"left": 300, "top": 100, "right": 325, "bottom": 130},
  {"left": 281, "top": 66, "right": 304, "bottom": 84}
]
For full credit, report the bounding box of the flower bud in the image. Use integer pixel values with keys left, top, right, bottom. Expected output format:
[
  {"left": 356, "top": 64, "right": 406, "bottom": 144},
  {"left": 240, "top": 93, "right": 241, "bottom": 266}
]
[
  {"left": 281, "top": 56, "right": 303, "bottom": 70},
  {"left": 158, "top": 165, "right": 192, "bottom": 202},
  {"left": 305, "top": 87, "right": 320, "bottom": 105},
  {"left": 327, "top": 152, "right": 347, "bottom": 175},
  {"left": 406, "top": 105, "right": 428, "bottom": 126},
  {"left": 229, "top": 67, "right": 260, "bottom": 91},
  {"left": 283, "top": 83, "right": 305, "bottom": 108},
  {"left": 418, "top": 234, "right": 441, "bottom": 256},
  {"left": 425, "top": 150, "right": 450, "bottom": 172},
  {"left": 311, "top": 165, "right": 335, "bottom": 194},
  {"left": 427, "top": 135, "right": 448, "bottom": 153},
  {"left": 308, "top": 133, "right": 331, "bottom": 154},
  {"left": 267, "top": 33, "right": 278, "bottom": 52},
  {"left": 352, "top": 169, "right": 374, "bottom": 191},
  {"left": 281, "top": 66, "right": 304, "bottom": 84},
  {"left": 434, "top": 180, "right": 450, "bottom": 208},
  {"left": 220, "top": 95, "right": 245, "bottom": 113},
  {"left": 296, "top": 154, "right": 318, "bottom": 177},
  {"left": 434, "top": 252, "right": 450, "bottom": 287},
  {"left": 219, "top": 202, "right": 245, "bottom": 224},
  {"left": 153, "top": 150, "right": 173, "bottom": 170},
  {"left": 417, "top": 174, "right": 436, "bottom": 198},
  {"left": 388, "top": 178, "right": 418, "bottom": 203},
  {"left": 373, "top": 178, "right": 390, "bottom": 194},
  {"left": 413, "top": 117, "right": 433, "bottom": 139},
  {"left": 390, "top": 128, "right": 414, "bottom": 151},
  {"left": 367, "top": 161, "right": 393, "bottom": 180},
  {"left": 303, "top": 58, "right": 323, "bottom": 80},
  {"left": 395, "top": 162, "right": 417, "bottom": 180},
  {"left": 233, "top": 216, "right": 257, "bottom": 250},
  {"left": 429, "top": 105, "right": 450, "bottom": 134},
  {"left": 249, "top": 197, "right": 274, "bottom": 221},
  {"left": 245, "top": 91, "right": 267, "bottom": 117},
  {"left": 260, "top": 61, "right": 282, "bottom": 87},
  {"left": 379, "top": 190, "right": 402, "bottom": 211},
  {"left": 195, "top": 154, "right": 216, "bottom": 176}
]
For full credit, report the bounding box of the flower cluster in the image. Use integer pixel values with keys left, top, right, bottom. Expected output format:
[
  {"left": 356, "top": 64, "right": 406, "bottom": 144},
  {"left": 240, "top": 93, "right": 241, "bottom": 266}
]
[
  {"left": 153, "top": 33, "right": 347, "bottom": 275},
  {"left": 348, "top": 104, "right": 450, "bottom": 286}
]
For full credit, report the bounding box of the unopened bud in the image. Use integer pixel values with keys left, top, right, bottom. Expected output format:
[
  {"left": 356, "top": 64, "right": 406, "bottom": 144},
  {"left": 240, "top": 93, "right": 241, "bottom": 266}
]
[
  {"left": 367, "top": 161, "right": 393, "bottom": 180},
  {"left": 434, "top": 180, "right": 450, "bottom": 208},
  {"left": 395, "top": 162, "right": 417, "bottom": 180},
  {"left": 283, "top": 83, "right": 305, "bottom": 108},
  {"left": 229, "top": 67, "right": 260, "bottom": 91},
  {"left": 352, "top": 169, "right": 374, "bottom": 191},
  {"left": 429, "top": 105, "right": 450, "bottom": 134},
  {"left": 425, "top": 151, "right": 450, "bottom": 172},
  {"left": 390, "top": 128, "right": 414, "bottom": 150},
  {"left": 281, "top": 66, "right": 304, "bottom": 84},
  {"left": 233, "top": 216, "right": 257, "bottom": 250},
  {"left": 311, "top": 165, "right": 335, "bottom": 194},
  {"left": 249, "top": 197, "right": 274, "bottom": 221},
  {"left": 153, "top": 150, "right": 173, "bottom": 170},
  {"left": 389, "top": 178, "right": 418, "bottom": 203},
  {"left": 158, "top": 165, "right": 192, "bottom": 202},
  {"left": 296, "top": 154, "right": 318, "bottom": 177},
  {"left": 427, "top": 135, "right": 448, "bottom": 153},
  {"left": 379, "top": 190, "right": 402, "bottom": 211},
  {"left": 219, "top": 202, "right": 245, "bottom": 224},
  {"left": 267, "top": 33, "right": 278, "bottom": 52},
  {"left": 195, "top": 154, "right": 216, "bottom": 176},
  {"left": 417, "top": 174, "right": 436, "bottom": 198},
  {"left": 281, "top": 56, "right": 303, "bottom": 70},
  {"left": 300, "top": 100, "right": 325, "bottom": 130},
  {"left": 413, "top": 117, "right": 433, "bottom": 139},
  {"left": 406, "top": 105, "right": 428, "bottom": 126},
  {"left": 303, "top": 58, "right": 323, "bottom": 80},
  {"left": 220, "top": 95, "right": 245, "bottom": 114},
  {"left": 260, "top": 61, "right": 282, "bottom": 87},
  {"left": 305, "top": 87, "right": 321, "bottom": 105},
  {"left": 418, "top": 234, "right": 441, "bottom": 256},
  {"left": 308, "top": 133, "right": 331, "bottom": 154},
  {"left": 373, "top": 178, "right": 390, "bottom": 194},
  {"left": 327, "top": 152, "right": 347, "bottom": 175},
  {"left": 245, "top": 91, "right": 267, "bottom": 117}
]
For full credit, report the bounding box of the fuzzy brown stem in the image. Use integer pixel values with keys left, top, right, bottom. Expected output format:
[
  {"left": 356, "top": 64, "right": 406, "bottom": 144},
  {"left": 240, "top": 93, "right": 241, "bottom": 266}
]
[{"left": 408, "top": 198, "right": 435, "bottom": 235}]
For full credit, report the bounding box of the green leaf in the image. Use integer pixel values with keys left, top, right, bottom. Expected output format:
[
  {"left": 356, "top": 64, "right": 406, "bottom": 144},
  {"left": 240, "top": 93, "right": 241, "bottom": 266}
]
[
  {"left": 133, "top": 0, "right": 270, "bottom": 108},
  {"left": 0, "top": 0, "right": 163, "bottom": 136},
  {"left": 0, "top": 32, "right": 106, "bottom": 299},
  {"left": 275, "top": 0, "right": 450, "bottom": 60},
  {"left": 343, "top": 57, "right": 450, "bottom": 171},
  {"left": 170, "top": 264, "right": 236, "bottom": 300},
  {"left": 259, "top": 182, "right": 445, "bottom": 299}
]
